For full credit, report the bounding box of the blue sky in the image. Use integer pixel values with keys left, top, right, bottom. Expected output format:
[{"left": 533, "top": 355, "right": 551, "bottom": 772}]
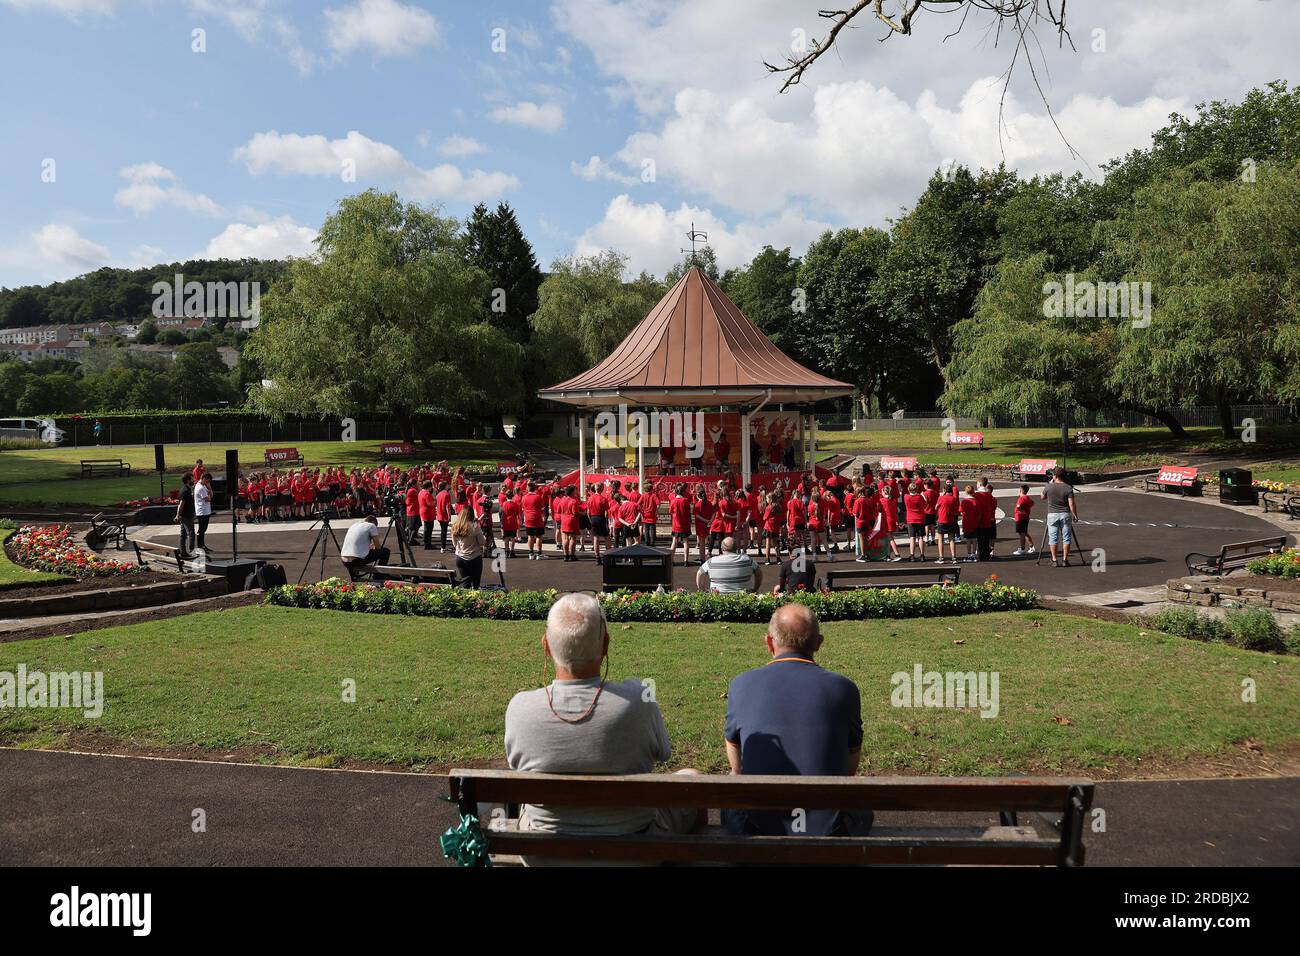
[{"left": 1, "top": 0, "right": 1296, "bottom": 289}]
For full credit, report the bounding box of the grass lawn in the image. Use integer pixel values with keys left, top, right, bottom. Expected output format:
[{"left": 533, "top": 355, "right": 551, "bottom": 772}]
[
  {"left": 1255, "top": 464, "right": 1300, "bottom": 486},
  {"left": 2, "top": 605, "right": 1296, "bottom": 775},
  {"left": 537, "top": 424, "right": 1300, "bottom": 471},
  {"left": 0, "top": 439, "right": 517, "bottom": 506},
  {"left": 0, "top": 526, "right": 69, "bottom": 590}
]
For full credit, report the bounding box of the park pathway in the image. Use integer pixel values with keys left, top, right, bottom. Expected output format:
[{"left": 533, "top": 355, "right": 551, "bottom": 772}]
[{"left": 1, "top": 749, "right": 1295, "bottom": 867}]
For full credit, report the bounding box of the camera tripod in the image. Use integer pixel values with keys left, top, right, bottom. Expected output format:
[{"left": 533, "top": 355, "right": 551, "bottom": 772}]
[{"left": 299, "top": 509, "right": 344, "bottom": 584}]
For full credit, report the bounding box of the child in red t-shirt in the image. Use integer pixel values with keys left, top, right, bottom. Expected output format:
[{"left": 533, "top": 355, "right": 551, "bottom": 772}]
[
  {"left": 958, "top": 485, "right": 980, "bottom": 561},
  {"left": 903, "top": 483, "right": 929, "bottom": 561},
  {"left": 1012, "top": 484, "right": 1035, "bottom": 555},
  {"left": 935, "top": 484, "right": 960, "bottom": 563}
]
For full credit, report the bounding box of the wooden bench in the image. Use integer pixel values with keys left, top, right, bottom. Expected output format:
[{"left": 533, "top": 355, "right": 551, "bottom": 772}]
[
  {"left": 447, "top": 770, "right": 1093, "bottom": 866},
  {"left": 129, "top": 536, "right": 193, "bottom": 573},
  {"left": 1143, "top": 465, "right": 1201, "bottom": 496},
  {"left": 264, "top": 447, "right": 304, "bottom": 467},
  {"left": 1074, "top": 431, "right": 1111, "bottom": 446},
  {"left": 90, "top": 512, "right": 128, "bottom": 550},
  {"left": 1010, "top": 458, "right": 1056, "bottom": 482},
  {"left": 1185, "top": 536, "right": 1289, "bottom": 576},
  {"left": 1261, "top": 491, "right": 1300, "bottom": 519},
  {"left": 826, "top": 565, "right": 962, "bottom": 590},
  {"left": 80, "top": 459, "right": 130, "bottom": 479},
  {"left": 944, "top": 432, "right": 984, "bottom": 451},
  {"left": 369, "top": 564, "right": 456, "bottom": 586}
]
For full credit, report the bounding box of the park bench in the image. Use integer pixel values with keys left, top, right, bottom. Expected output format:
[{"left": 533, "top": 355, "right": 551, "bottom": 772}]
[
  {"left": 264, "top": 447, "right": 304, "bottom": 467},
  {"left": 1261, "top": 491, "right": 1300, "bottom": 520},
  {"left": 1073, "top": 430, "right": 1111, "bottom": 446},
  {"left": 1185, "top": 535, "right": 1289, "bottom": 576},
  {"left": 89, "top": 512, "right": 129, "bottom": 551},
  {"left": 129, "top": 536, "right": 195, "bottom": 573},
  {"left": 825, "top": 564, "right": 962, "bottom": 590},
  {"left": 369, "top": 564, "right": 456, "bottom": 586},
  {"left": 447, "top": 770, "right": 1093, "bottom": 866},
  {"left": 1010, "top": 458, "right": 1056, "bottom": 482},
  {"left": 1142, "top": 465, "right": 1201, "bottom": 496},
  {"left": 944, "top": 432, "right": 984, "bottom": 451},
  {"left": 80, "top": 459, "right": 130, "bottom": 479}
]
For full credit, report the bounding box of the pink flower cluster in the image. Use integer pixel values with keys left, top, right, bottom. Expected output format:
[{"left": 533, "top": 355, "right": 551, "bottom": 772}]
[{"left": 10, "top": 524, "right": 142, "bottom": 578}]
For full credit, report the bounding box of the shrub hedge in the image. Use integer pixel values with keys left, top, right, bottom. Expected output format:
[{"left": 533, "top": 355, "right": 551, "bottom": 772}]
[
  {"left": 1147, "top": 605, "right": 1295, "bottom": 655},
  {"left": 263, "top": 577, "right": 1039, "bottom": 622}
]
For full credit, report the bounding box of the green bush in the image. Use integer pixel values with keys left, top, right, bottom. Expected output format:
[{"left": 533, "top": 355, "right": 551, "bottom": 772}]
[
  {"left": 0, "top": 437, "right": 49, "bottom": 451},
  {"left": 1246, "top": 548, "right": 1300, "bottom": 579},
  {"left": 1149, "top": 606, "right": 1230, "bottom": 643},
  {"left": 264, "top": 578, "right": 1039, "bottom": 623},
  {"left": 1224, "top": 607, "right": 1287, "bottom": 653}
]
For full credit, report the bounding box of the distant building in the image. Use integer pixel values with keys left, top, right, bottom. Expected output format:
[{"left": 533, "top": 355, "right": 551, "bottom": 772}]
[{"left": 0, "top": 338, "right": 90, "bottom": 363}]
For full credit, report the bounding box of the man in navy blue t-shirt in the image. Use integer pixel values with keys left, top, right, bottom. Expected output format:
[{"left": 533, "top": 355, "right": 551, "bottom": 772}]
[{"left": 724, "top": 603, "right": 868, "bottom": 836}]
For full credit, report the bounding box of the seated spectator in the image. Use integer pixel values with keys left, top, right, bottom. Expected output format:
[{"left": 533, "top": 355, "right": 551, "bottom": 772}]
[
  {"left": 696, "top": 536, "right": 762, "bottom": 593},
  {"left": 504, "top": 593, "right": 703, "bottom": 865},
  {"left": 340, "top": 514, "right": 390, "bottom": 574},
  {"left": 774, "top": 547, "right": 818, "bottom": 594},
  {"left": 723, "top": 604, "right": 869, "bottom": 837}
]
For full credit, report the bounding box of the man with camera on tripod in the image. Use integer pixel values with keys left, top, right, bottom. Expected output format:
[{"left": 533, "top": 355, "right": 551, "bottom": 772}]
[{"left": 341, "top": 514, "right": 391, "bottom": 576}]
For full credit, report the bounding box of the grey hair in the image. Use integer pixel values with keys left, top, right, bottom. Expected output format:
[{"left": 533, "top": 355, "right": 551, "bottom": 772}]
[
  {"left": 720, "top": 536, "right": 737, "bottom": 553},
  {"left": 546, "top": 592, "right": 607, "bottom": 669},
  {"left": 768, "top": 603, "right": 820, "bottom": 654}
]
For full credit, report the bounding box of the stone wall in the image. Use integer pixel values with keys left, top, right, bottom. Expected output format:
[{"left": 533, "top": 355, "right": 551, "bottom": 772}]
[
  {"left": 0, "top": 575, "right": 229, "bottom": 618},
  {"left": 1166, "top": 575, "right": 1300, "bottom": 614}
]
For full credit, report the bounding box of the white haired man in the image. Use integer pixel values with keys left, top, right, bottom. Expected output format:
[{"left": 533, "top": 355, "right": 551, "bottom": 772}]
[
  {"left": 504, "top": 592, "right": 702, "bottom": 863},
  {"left": 723, "top": 603, "right": 870, "bottom": 837}
]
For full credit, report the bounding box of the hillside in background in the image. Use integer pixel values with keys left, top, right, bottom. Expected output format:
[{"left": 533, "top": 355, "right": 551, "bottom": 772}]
[{"left": 0, "top": 259, "right": 289, "bottom": 328}]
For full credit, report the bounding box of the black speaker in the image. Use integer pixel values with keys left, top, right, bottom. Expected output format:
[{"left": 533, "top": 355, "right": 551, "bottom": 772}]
[
  {"left": 203, "top": 558, "right": 263, "bottom": 592},
  {"left": 600, "top": 543, "right": 673, "bottom": 592},
  {"left": 225, "top": 449, "right": 240, "bottom": 483},
  {"left": 154, "top": 443, "right": 166, "bottom": 473}
]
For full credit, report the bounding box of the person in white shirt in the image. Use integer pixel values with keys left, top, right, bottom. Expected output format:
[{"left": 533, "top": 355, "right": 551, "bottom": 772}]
[
  {"left": 194, "top": 475, "right": 213, "bottom": 552},
  {"left": 341, "top": 515, "right": 390, "bottom": 573}
]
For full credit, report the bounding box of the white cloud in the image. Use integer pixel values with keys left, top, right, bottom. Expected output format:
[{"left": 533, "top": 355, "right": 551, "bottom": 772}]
[
  {"left": 437, "top": 135, "right": 487, "bottom": 157},
  {"left": 574, "top": 194, "right": 831, "bottom": 278},
  {"left": 488, "top": 100, "right": 564, "bottom": 133},
  {"left": 570, "top": 154, "right": 637, "bottom": 186},
  {"left": 324, "top": 0, "right": 440, "bottom": 57},
  {"left": 233, "top": 129, "right": 519, "bottom": 202},
  {"left": 32, "top": 223, "right": 110, "bottom": 270},
  {"left": 201, "top": 216, "right": 318, "bottom": 260},
  {"left": 130, "top": 244, "right": 165, "bottom": 265},
  {"left": 188, "top": 1, "right": 320, "bottom": 75},
  {"left": 114, "top": 162, "right": 223, "bottom": 217},
  {"left": 0, "top": 0, "right": 117, "bottom": 18}
]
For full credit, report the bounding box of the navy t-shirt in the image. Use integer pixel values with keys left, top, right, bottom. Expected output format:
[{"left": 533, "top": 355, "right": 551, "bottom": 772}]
[{"left": 724, "top": 651, "right": 863, "bottom": 835}]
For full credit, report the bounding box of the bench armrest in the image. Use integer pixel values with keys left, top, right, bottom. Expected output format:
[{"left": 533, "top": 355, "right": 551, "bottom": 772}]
[{"left": 1184, "top": 551, "right": 1218, "bottom": 575}]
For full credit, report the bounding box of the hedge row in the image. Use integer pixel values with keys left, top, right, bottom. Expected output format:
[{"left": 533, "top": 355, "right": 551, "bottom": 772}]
[
  {"left": 263, "top": 577, "right": 1039, "bottom": 622},
  {"left": 1147, "top": 606, "right": 1298, "bottom": 655}
]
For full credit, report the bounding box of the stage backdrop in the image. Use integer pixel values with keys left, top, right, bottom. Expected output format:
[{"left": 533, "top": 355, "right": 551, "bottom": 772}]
[{"left": 601, "top": 410, "right": 803, "bottom": 469}]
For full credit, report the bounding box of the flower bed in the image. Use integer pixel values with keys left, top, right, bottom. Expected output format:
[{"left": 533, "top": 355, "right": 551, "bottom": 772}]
[
  {"left": 10, "top": 524, "right": 142, "bottom": 578},
  {"left": 1200, "top": 475, "right": 1299, "bottom": 494},
  {"left": 115, "top": 493, "right": 179, "bottom": 508},
  {"left": 1247, "top": 547, "right": 1300, "bottom": 579},
  {"left": 264, "top": 577, "right": 1038, "bottom": 622}
]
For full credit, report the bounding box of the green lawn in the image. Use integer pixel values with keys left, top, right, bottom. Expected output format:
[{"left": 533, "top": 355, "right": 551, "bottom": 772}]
[
  {"left": 537, "top": 424, "right": 1300, "bottom": 471},
  {"left": 0, "top": 439, "right": 518, "bottom": 506},
  {"left": 1256, "top": 464, "right": 1300, "bottom": 486},
  {"left": 2, "top": 605, "right": 1296, "bottom": 775},
  {"left": 0, "top": 526, "right": 69, "bottom": 590}
]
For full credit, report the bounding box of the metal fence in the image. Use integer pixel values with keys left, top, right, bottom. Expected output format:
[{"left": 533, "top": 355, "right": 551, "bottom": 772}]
[
  {"left": 59, "top": 418, "right": 478, "bottom": 449},
  {"left": 852, "top": 405, "right": 1295, "bottom": 431}
]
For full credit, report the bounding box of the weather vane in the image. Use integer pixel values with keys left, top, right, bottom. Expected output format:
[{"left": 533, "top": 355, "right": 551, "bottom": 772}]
[{"left": 680, "top": 222, "right": 708, "bottom": 266}]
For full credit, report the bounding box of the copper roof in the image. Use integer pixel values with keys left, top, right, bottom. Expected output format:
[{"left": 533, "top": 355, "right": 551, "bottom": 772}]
[{"left": 538, "top": 267, "right": 853, "bottom": 408}]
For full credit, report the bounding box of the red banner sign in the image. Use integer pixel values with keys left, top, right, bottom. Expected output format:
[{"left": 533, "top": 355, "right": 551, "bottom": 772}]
[
  {"left": 1156, "top": 465, "right": 1198, "bottom": 486},
  {"left": 557, "top": 467, "right": 831, "bottom": 498},
  {"left": 264, "top": 447, "right": 300, "bottom": 462},
  {"left": 1017, "top": 458, "right": 1058, "bottom": 476},
  {"left": 947, "top": 432, "right": 984, "bottom": 445},
  {"left": 879, "top": 456, "right": 918, "bottom": 472},
  {"left": 1074, "top": 431, "right": 1111, "bottom": 445},
  {"left": 379, "top": 442, "right": 415, "bottom": 457},
  {"left": 497, "top": 461, "right": 522, "bottom": 475}
]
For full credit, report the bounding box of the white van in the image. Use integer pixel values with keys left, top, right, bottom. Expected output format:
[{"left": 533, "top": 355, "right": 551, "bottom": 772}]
[{"left": 0, "top": 417, "right": 65, "bottom": 444}]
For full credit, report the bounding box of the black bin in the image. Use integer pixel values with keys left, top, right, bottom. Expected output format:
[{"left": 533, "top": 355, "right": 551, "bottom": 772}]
[
  {"left": 600, "top": 543, "right": 673, "bottom": 592},
  {"left": 1218, "top": 468, "right": 1256, "bottom": 505}
]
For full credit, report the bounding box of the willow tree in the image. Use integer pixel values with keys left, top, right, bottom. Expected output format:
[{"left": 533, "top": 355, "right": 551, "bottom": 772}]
[{"left": 246, "top": 190, "right": 523, "bottom": 443}]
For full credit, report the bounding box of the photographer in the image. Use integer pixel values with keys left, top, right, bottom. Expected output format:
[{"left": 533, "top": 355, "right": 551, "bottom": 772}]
[{"left": 341, "top": 514, "right": 390, "bottom": 573}]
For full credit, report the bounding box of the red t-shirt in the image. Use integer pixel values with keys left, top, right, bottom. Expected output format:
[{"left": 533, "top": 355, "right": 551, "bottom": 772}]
[
  {"left": 974, "top": 490, "right": 997, "bottom": 528},
  {"left": 806, "top": 498, "right": 824, "bottom": 531},
  {"left": 555, "top": 497, "right": 580, "bottom": 533},
  {"left": 520, "top": 492, "right": 545, "bottom": 528},
  {"left": 936, "top": 493, "right": 959, "bottom": 524},
  {"left": 763, "top": 503, "right": 782, "bottom": 533},
  {"left": 959, "top": 497, "right": 980, "bottom": 532},
  {"left": 500, "top": 499, "right": 520, "bottom": 532},
  {"left": 417, "top": 489, "right": 436, "bottom": 521},
  {"left": 670, "top": 495, "right": 693, "bottom": 533},
  {"left": 922, "top": 487, "right": 940, "bottom": 514},
  {"left": 405, "top": 487, "right": 419, "bottom": 517},
  {"left": 823, "top": 494, "right": 842, "bottom": 526},
  {"left": 694, "top": 496, "right": 713, "bottom": 534},
  {"left": 639, "top": 493, "right": 659, "bottom": 523},
  {"left": 1014, "top": 494, "right": 1034, "bottom": 521},
  {"left": 435, "top": 490, "right": 451, "bottom": 522},
  {"left": 618, "top": 499, "right": 639, "bottom": 527},
  {"left": 903, "top": 493, "right": 928, "bottom": 525},
  {"left": 853, "top": 495, "right": 878, "bottom": 529},
  {"left": 586, "top": 492, "right": 608, "bottom": 518},
  {"left": 786, "top": 497, "right": 805, "bottom": 530},
  {"left": 712, "top": 497, "right": 737, "bottom": 533}
]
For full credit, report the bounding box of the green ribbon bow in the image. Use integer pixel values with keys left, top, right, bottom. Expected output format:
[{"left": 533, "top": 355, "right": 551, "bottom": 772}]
[{"left": 440, "top": 813, "right": 492, "bottom": 867}]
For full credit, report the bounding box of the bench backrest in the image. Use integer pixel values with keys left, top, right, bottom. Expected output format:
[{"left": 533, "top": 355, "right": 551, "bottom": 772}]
[
  {"left": 264, "top": 447, "right": 301, "bottom": 463},
  {"left": 1156, "top": 464, "right": 1198, "bottom": 485},
  {"left": 879, "top": 456, "right": 918, "bottom": 471},
  {"left": 449, "top": 770, "right": 1092, "bottom": 866},
  {"left": 1016, "top": 458, "right": 1057, "bottom": 476},
  {"left": 947, "top": 432, "right": 983, "bottom": 446},
  {"left": 379, "top": 442, "right": 415, "bottom": 457},
  {"left": 1220, "top": 537, "right": 1287, "bottom": 560}
]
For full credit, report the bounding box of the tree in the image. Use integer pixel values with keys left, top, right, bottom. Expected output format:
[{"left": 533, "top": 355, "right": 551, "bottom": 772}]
[
  {"left": 1107, "top": 163, "right": 1300, "bottom": 437},
  {"left": 460, "top": 201, "right": 543, "bottom": 345},
  {"left": 0, "top": 362, "right": 29, "bottom": 416},
  {"left": 721, "top": 246, "right": 802, "bottom": 355},
  {"left": 872, "top": 165, "right": 1019, "bottom": 377},
  {"left": 137, "top": 318, "right": 158, "bottom": 344},
  {"left": 664, "top": 245, "right": 720, "bottom": 285},
  {"left": 158, "top": 329, "right": 187, "bottom": 346},
  {"left": 529, "top": 252, "right": 664, "bottom": 386},
  {"left": 171, "top": 342, "right": 236, "bottom": 409},
  {"left": 246, "top": 190, "right": 523, "bottom": 443},
  {"left": 17, "top": 372, "right": 82, "bottom": 415}
]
